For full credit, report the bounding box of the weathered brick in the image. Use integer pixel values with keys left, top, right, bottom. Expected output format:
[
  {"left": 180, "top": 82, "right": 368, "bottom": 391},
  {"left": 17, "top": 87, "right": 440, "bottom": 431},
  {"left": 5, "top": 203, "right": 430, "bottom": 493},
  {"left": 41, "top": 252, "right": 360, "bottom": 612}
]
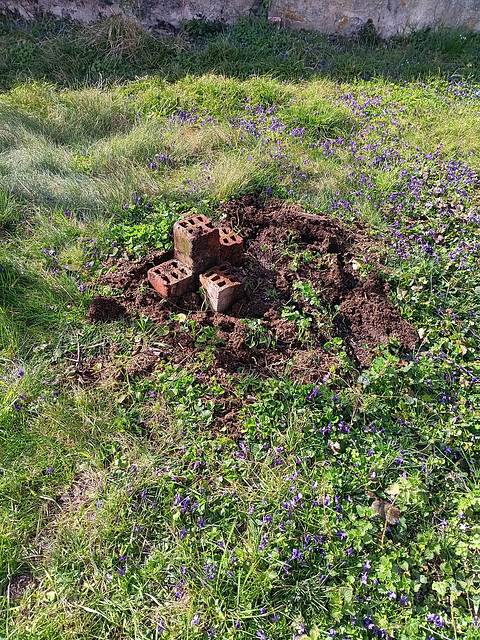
[
  {"left": 173, "top": 215, "right": 220, "bottom": 274},
  {"left": 147, "top": 260, "right": 195, "bottom": 298},
  {"left": 219, "top": 227, "right": 244, "bottom": 266},
  {"left": 199, "top": 264, "right": 245, "bottom": 313}
]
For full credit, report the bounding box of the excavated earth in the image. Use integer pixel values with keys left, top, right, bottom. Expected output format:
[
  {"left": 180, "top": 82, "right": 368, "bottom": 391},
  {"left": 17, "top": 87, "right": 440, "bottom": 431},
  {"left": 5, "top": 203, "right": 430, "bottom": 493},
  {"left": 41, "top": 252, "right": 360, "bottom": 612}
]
[{"left": 86, "top": 197, "right": 418, "bottom": 383}]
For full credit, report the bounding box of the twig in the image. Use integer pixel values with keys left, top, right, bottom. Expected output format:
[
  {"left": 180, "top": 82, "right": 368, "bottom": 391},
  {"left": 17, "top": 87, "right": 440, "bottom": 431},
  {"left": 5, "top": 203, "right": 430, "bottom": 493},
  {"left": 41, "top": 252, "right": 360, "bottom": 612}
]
[
  {"left": 450, "top": 595, "right": 458, "bottom": 640},
  {"left": 321, "top": 474, "right": 332, "bottom": 541},
  {"left": 75, "top": 333, "right": 82, "bottom": 371}
]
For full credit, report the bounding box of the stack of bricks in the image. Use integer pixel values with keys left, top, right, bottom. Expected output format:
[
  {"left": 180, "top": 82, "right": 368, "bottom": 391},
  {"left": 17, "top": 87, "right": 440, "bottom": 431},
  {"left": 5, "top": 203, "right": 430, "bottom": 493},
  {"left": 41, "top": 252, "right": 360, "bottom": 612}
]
[{"left": 147, "top": 214, "right": 244, "bottom": 313}]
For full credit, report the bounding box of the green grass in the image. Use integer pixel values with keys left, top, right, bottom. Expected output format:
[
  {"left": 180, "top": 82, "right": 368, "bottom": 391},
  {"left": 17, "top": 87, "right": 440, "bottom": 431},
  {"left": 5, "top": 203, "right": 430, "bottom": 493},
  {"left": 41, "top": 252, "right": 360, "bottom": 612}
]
[{"left": 0, "top": 14, "right": 479, "bottom": 640}]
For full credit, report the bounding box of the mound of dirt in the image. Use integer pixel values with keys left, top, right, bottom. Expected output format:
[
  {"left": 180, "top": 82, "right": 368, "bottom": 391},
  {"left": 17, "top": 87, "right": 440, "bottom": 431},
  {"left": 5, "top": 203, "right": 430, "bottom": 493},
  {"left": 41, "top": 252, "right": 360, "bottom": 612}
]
[{"left": 87, "top": 197, "right": 417, "bottom": 381}]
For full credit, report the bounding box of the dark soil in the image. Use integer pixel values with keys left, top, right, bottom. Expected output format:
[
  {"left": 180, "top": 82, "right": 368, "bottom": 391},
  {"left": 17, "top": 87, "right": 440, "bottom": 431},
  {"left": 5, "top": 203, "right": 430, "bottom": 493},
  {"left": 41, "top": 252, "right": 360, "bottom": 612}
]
[
  {"left": 86, "top": 295, "right": 126, "bottom": 323},
  {"left": 86, "top": 197, "right": 418, "bottom": 382},
  {"left": 7, "top": 574, "right": 34, "bottom": 601}
]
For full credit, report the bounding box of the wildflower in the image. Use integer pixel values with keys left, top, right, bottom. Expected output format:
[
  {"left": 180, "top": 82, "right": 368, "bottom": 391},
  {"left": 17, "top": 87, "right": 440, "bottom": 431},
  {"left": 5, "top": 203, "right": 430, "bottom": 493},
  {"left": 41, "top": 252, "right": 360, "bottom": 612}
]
[
  {"left": 306, "top": 386, "right": 319, "bottom": 400},
  {"left": 192, "top": 614, "right": 200, "bottom": 626},
  {"left": 427, "top": 613, "right": 446, "bottom": 628}
]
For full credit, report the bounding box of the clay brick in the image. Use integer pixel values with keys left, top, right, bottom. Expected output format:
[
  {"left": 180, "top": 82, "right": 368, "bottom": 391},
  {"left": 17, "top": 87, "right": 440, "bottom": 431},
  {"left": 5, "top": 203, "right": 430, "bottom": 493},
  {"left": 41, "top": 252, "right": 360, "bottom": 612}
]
[
  {"left": 148, "top": 260, "right": 195, "bottom": 298},
  {"left": 173, "top": 214, "right": 220, "bottom": 274},
  {"left": 219, "top": 227, "right": 244, "bottom": 266},
  {"left": 199, "top": 264, "right": 245, "bottom": 313}
]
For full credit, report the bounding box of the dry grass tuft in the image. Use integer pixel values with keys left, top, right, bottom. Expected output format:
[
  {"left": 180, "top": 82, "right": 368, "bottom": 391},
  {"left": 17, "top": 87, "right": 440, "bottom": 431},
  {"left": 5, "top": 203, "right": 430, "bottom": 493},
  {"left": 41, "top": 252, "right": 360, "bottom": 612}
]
[{"left": 76, "top": 15, "right": 152, "bottom": 59}]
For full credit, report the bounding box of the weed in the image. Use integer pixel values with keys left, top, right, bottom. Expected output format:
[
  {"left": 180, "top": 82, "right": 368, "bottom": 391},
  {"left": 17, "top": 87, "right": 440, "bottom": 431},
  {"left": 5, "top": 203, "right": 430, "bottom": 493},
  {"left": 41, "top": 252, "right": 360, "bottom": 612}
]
[
  {"left": 281, "top": 305, "right": 313, "bottom": 344},
  {"left": 102, "top": 197, "right": 193, "bottom": 257},
  {"left": 242, "top": 318, "right": 276, "bottom": 349}
]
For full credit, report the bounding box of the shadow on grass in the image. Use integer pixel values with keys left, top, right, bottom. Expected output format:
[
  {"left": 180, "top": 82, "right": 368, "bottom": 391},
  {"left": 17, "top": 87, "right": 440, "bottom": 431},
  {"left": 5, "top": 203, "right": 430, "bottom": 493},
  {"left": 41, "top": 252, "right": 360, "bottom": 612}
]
[{"left": 1, "top": 15, "right": 480, "bottom": 91}]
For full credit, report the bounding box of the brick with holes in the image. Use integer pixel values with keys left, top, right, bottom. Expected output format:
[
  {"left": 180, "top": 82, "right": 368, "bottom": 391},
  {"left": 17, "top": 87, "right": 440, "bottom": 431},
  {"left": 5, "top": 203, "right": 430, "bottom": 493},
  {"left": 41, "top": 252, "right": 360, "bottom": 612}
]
[
  {"left": 219, "top": 227, "right": 244, "bottom": 266},
  {"left": 199, "top": 264, "right": 245, "bottom": 313},
  {"left": 147, "top": 260, "right": 195, "bottom": 298},
  {"left": 173, "top": 214, "right": 220, "bottom": 274}
]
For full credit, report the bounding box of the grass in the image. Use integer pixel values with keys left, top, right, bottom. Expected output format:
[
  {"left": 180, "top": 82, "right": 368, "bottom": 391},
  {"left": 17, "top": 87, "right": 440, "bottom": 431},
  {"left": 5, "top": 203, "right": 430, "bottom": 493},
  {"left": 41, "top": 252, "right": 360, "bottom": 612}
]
[{"left": 0, "top": 14, "right": 479, "bottom": 640}]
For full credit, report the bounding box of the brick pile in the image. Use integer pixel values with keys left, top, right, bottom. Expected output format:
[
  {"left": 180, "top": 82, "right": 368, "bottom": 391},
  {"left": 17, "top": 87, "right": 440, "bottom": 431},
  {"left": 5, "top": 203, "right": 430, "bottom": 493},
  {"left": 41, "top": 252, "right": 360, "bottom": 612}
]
[{"left": 147, "top": 214, "right": 245, "bottom": 313}]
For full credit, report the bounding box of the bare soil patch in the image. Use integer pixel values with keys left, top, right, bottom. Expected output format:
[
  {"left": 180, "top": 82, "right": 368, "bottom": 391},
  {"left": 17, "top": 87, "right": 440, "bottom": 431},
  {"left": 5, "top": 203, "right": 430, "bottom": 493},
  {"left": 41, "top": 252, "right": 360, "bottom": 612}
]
[
  {"left": 7, "top": 574, "right": 34, "bottom": 601},
  {"left": 86, "top": 197, "right": 417, "bottom": 382},
  {"left": 33, "top": 471, "right": 103, "bottom": 555}
]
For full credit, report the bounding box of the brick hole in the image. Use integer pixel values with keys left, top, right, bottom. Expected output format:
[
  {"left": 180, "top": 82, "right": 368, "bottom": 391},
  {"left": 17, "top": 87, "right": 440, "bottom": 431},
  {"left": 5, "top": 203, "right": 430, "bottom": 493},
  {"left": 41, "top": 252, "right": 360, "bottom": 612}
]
[
  {"left": 160, "top": 274, "right": 170, "bottom": 283},
  {"left": 217, "top": 280, "right": 226, "bottom": 287},
  {"left": 211, "top": 275, "right": 221, "bottom": 282}
]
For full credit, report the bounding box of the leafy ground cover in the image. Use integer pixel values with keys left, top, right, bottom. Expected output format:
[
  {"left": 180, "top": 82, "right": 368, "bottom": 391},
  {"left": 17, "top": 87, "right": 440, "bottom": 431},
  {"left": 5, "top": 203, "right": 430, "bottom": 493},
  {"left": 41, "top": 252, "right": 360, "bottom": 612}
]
[{"left": 0, "top": 15, "right": 479, "bottom": 640}]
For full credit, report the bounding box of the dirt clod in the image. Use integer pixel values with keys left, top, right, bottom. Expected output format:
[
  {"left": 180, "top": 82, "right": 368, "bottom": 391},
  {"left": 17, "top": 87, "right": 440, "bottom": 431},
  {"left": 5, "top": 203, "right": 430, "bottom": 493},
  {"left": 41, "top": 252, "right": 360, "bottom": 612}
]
[{"left": 87, "top": 295, "right": 126, "bottom": 323}]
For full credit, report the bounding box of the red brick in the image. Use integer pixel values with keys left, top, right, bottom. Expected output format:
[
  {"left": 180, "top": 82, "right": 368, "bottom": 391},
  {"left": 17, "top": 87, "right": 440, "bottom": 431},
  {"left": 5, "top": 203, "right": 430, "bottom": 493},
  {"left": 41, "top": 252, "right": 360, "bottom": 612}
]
[
  {"left": 173, "top": 215, "right": 220, "bottom": 274},
  {"left": 148, "top": 260, "right": 195, "bottom": 298},
  {"left": 219, "top": 227, "right": 244, "bottom": 265},
  {"left": 199, "top": 264, "right": 245, "bottom": 313}
]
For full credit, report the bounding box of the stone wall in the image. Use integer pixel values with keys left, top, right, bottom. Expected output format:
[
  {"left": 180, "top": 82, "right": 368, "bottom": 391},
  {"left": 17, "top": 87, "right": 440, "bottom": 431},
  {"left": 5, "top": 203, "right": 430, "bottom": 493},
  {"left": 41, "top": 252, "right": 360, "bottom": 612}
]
[
  {"left": 2, "top": 0, "right": 480, "bottom": 37},
  {"left": 270, "top": 0, "right": 480, "bottom": 37}
]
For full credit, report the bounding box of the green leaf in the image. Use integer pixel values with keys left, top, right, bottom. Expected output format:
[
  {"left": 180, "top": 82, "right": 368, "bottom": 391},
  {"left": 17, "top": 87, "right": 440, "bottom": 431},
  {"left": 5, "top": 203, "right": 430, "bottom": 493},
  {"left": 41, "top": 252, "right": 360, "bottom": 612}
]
[{"left": 432, "top": 581, "right": 448, "bottom": 597}]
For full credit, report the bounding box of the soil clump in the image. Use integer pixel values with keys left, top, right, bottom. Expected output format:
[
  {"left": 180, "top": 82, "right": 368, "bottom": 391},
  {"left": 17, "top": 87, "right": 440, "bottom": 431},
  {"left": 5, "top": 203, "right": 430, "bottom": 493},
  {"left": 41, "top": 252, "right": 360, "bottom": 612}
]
[{"left": 86, "top": 295, "right": 126, "bottom": 323}]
